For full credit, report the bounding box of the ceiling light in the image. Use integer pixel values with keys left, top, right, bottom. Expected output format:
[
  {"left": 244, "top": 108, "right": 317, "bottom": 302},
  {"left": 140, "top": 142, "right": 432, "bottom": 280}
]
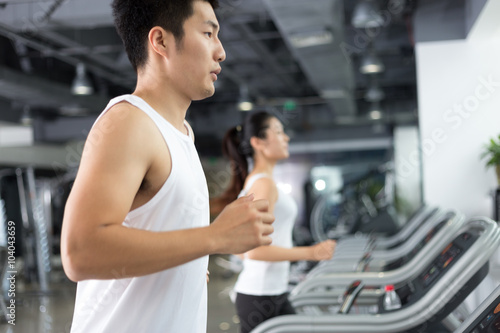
[
  {"left": 365, "top": 83, "right": 385, "bottom": 102},
  {"left": 289, "top": 30, "right": 334, "bottom": 48},
  {"left": 237, "top": 85, "right": 253, "bottom": 112},
  {"left": 352, "top": 0, "right": 384, "bottom": 29},
  {"left": 71, "top": 63, "right": 94, "bottom": 95},
  {"left": 360, "top": 52, "right": 385, "bottom": 74},
  {"left": 369, "top": 102, "right": 383, "bottom": 120},
  {"left": 370, "top": 110, "right": 382, "bottom": 120},
  {"left": 320, "top": 89, "right": 347, "bottom": 99},
  {"left": 238, "top": 101, "right": 254, "bottom": 112},
  {"left": 59, "top": 104, "right": 90, "bottom": 116}
]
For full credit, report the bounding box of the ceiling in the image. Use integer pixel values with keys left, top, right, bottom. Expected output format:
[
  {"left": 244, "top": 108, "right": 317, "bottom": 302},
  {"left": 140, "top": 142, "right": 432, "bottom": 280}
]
[{"left": 0, "top": 0, "right": 469, "bottom": 158}]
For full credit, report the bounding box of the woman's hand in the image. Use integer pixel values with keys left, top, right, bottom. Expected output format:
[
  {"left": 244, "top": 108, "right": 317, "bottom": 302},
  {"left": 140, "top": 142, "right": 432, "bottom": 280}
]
[{"left": 309, "top": 239, "right": 336, "bottom": 261}]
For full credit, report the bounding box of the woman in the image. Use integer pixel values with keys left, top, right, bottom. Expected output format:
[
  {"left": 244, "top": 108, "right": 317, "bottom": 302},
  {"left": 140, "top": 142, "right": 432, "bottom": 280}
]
[{"left": 221, "top": 111, "right": 336, "bottom": 332}]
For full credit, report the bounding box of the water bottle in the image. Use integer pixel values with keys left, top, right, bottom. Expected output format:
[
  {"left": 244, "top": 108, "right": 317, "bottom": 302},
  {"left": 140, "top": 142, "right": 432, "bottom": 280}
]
[{"left": 383, "top": 284, "right": 402, "bottom": 310}]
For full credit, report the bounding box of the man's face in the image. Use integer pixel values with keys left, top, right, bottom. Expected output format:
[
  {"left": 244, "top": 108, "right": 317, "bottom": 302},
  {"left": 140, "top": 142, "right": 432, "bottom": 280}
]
[{"left": 168, "top": 1, "right": 226, "bottom": 101}]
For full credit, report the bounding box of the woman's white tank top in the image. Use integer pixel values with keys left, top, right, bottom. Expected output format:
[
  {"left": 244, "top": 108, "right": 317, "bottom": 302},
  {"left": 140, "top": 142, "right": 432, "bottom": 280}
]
[{"left": 234, "top": 173, "right": 298, "bottom": 295}]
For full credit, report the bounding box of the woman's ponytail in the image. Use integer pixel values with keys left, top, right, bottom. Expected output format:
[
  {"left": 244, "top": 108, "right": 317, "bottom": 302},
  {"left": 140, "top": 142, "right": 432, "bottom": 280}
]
[{"left": 220, "top": 125, "right": 249, "bottom": 203}]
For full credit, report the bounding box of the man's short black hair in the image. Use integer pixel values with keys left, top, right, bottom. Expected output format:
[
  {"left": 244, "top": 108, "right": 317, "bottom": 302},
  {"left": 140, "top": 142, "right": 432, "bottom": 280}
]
[{"left": 112, "top": 0, "right": 219, "bottom": 72}]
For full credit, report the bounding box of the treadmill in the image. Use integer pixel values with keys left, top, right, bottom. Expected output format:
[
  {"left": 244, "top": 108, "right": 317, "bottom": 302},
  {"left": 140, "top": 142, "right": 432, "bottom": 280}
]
[
  {"left": 333, "top": 206, "right": 438, "bottom": 254},
  {"left": 453, "top": 284, "right": 500, "bottom": 332},
  {"left": 252, "top": 217, "right": 500, "bottom": 333},
  {"left": 307, "top": 210, "right": 464, "bottom": 276},
  {"left": 291, "top": 211, "right": 467, "bottom": 296},
  {"left": 289, "top": 207, "right": 440, "bottom": 283}
]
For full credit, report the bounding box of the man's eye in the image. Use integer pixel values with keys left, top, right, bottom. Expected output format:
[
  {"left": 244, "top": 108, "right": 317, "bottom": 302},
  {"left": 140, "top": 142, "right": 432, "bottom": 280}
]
[{"left": 205, "top": 32, "right": 213, "bottom": 38}]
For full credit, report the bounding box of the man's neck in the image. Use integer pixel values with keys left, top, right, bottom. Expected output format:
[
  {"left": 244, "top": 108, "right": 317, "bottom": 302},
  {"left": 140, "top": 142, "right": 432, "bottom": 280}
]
[{"left": 133, "top": 74, "right": 191, "bottom": 135}]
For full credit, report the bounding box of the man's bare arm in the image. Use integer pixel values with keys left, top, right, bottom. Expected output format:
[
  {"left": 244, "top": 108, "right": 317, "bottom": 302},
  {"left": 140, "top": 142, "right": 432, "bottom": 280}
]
[{"left": 61, "top": 104, "right": 274, "bottom": 281}]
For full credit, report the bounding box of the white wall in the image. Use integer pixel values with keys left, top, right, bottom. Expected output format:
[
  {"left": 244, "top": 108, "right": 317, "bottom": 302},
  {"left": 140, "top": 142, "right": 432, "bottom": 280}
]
[
  {"left": 393, "top": 126, "right": 422, "bottom": 218},
  {"left": 416, "top": 0, "right": 500, "bottom": 310},
  {"left": 416, "top": 14, "right": 500, "bottom": 218}
]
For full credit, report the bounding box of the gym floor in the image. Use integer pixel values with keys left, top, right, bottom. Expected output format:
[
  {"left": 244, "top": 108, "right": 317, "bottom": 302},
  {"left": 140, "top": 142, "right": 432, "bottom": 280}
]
[{"left": 1, "top": 255, "right": 241, "bottom": 333}]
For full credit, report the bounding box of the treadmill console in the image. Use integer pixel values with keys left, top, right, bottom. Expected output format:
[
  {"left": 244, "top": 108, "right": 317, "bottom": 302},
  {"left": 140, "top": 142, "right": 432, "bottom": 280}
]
[
  {"left": 422, "top": 242, "right": 461, "bottom": 287},
  {"left": 382, "top": 231, "right": 478, "bottom": 311},
  {"left": 384, "top": 218, "right": 448, "bottom": 271},
  {"left": 419, "top": 232, "right": 476, "bottom": 290},
  {"left": 461, "top": 293, "right": 500, "bottom": 332},
  {"left": 411, "top": 219, "right": 448, "bottom": 256}
]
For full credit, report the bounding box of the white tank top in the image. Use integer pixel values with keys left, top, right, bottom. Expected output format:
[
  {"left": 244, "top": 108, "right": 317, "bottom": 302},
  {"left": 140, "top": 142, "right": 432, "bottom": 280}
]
[
  {"left": 234, "top": 174, "right": 298, "bottom": 295},
  {"left": 70, "top": 95, "right": 210, "bottom": 333}
]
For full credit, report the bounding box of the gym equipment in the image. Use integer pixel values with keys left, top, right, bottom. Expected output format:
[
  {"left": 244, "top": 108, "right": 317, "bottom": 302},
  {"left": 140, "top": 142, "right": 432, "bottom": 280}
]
[
  {"left": 310, "top": 163, "right": 399, "bottom": 242},
  {"left": 252, "top": 217, "right": 500, "bottom": 333},
  {"left": 290, "top": 210, "right": 467, "bottom": 306},
  {"left": 306, "top": 210, "right": 464, "bottom": 277},
  {"left": 289, "top": 207, "right": 439, "bottom": 285},
  {"left": 453, "top": 284, "right": 500, "bottom": 333},
  {"left": 16, "top": 167, "right": 52, "bottom": 291},
  {"left": 332, "top": 205, "right": 438, "bottom": 252}
]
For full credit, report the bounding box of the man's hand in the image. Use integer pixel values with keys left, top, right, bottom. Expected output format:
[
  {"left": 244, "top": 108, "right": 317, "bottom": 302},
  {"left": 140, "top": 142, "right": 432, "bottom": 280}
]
[{"left": 209, "top": 194, "right": 274, "bottom": 254}]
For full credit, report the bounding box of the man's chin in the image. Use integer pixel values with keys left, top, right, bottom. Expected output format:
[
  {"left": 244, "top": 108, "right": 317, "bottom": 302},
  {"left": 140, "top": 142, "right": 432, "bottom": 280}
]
[{"left": 193, "top": 88, "right": 215, "bottom": 101}]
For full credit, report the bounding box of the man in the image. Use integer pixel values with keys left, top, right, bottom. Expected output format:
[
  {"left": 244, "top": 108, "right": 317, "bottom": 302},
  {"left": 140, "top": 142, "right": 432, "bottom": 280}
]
[{"left": 61, "top": 1, "right": 274, "bottom": 332}]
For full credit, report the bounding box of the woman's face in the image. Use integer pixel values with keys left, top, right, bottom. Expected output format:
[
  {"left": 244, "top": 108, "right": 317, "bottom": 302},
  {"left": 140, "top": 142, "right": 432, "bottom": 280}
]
[{"left": 258, "top": 117, "right": 290, "bottom": 161}]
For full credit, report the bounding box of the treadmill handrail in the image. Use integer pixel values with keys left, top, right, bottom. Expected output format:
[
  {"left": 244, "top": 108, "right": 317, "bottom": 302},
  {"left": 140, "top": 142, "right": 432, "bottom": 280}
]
[
  {"left": 293, "top": 212, "right": 466, "bottom": 293},
  {"left": 453, "top": 282, "right": 500, "bottom": 332},
  {"left": 338, "top": 280, "right": 365, "bottom": 314},
  {"left": 375, "top": 206, "right": 438, "bottom": 248},
  {"left": 252, "top": 218, "right": 500, "bottom": 333},
  {"left": 333, "top": 206, "right": 437, "bottom": 249},
  {"left": 309, "top": 209, "right": 458, "bottom": 279},
  {"left": 292, "top": 288, "right": 381, "bottom": 309},
  {"left": 369, "top": 209, "right": 457, "bottom": 260},
  {"left": 355, "top": 253, "right": 372, "bottom": 272}
]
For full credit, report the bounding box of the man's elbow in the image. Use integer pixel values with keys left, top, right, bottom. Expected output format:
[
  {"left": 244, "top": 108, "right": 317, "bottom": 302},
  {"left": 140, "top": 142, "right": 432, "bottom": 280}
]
[{"left": 61, "top": 238, "right": 90, "bottom": 282}]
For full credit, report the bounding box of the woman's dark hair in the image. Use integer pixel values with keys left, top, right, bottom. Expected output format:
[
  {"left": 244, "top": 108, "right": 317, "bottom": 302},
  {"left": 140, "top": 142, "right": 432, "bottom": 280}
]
[
  {"left": 220, "top": 111, "right": 275, "bottom": 203},
  {"left": 111, "top": 0, "right": 219, "bottom": 72}
]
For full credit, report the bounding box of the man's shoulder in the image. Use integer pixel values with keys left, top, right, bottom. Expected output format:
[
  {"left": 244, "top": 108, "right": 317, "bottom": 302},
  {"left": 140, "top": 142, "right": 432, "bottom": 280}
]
[
  {"left": 92, "top": 100, "right": 159, "bottom": 136},
  {"left": 86, "top": 100, "right": 163, "bottom": 158},
  {"left": 103, "top": 100, "right": 149, "bottom": 123}
]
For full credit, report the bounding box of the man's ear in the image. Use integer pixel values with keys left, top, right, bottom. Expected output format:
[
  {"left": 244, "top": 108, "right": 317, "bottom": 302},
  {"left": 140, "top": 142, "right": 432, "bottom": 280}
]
[{"left": 148, "top": 26, "right": 174, "bottom": 59}]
